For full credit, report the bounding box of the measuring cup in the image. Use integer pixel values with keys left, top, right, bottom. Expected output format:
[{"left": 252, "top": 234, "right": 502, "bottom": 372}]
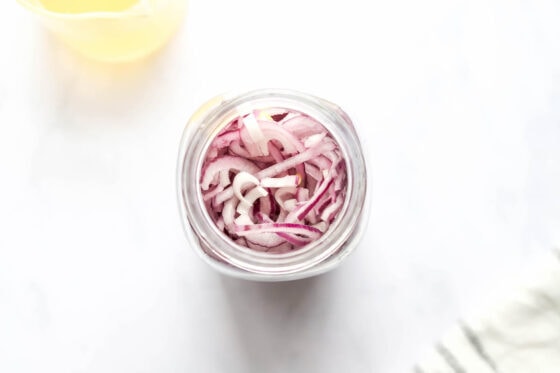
[{"left": 17, "top": 0, "right": 187, "bottom": 63}]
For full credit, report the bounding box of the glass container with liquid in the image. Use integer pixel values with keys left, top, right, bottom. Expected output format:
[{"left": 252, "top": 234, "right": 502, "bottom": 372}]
[{"left": 17, "top": 0, "right": 187, "bottom": 62}]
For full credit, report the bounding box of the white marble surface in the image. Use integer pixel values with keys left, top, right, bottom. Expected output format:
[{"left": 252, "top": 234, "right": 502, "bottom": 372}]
[{"left": 1, "top": 1, "right": 560, "bottom": 372}]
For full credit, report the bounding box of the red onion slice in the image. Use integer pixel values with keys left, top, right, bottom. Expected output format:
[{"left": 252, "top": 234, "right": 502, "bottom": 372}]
[
  {"left": 261, "top": 175, "right": 300, "bottom": 188},
  {"left": 242, "top": 114, "right": 269, "bottom": 156},
  {"left": 201, "top": 156, "right": 260, "bottom": 190},
  {"left": 234, "top": 222, "right": 322, "bottom": 239}
]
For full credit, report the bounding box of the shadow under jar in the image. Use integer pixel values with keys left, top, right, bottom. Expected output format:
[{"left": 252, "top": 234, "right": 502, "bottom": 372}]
[{"left": 177, "top": 89, "right": 369, "bottom": 281}]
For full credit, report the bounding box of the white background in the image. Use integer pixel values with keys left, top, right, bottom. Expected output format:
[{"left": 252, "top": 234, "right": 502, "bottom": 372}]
[{"left": 1, "top": 0, "right": 560, "bottom": 372}]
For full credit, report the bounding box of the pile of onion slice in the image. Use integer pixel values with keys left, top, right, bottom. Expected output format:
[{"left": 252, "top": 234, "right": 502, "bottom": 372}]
[{"left": 200, "top": 109, "right": 347, "bottom": 253}]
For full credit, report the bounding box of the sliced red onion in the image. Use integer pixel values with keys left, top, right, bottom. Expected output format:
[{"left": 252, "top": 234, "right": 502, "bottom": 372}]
[
  {"left": 200, "top": 109, "right": 347, "bottom": 252},
  {"left": 313, "top": 221, "right": 329, "bottom": 233},
  {"left": 277, "top": 208, "right": 288, "bottom": 223},
  {"left": 256, "top": 140, "right": 336, "bottom": 179},
  {"left": 245, "top": 232, "right": 285, "bottom": 247},
  {"left": 236, "top": 186, "right": 268, "bottom": 215},
  {"left": 222, "top": 197, "right": 238, "bottom": 226},
  {"left": 304, "top": 133, "right": 327, "bottom": 148},
  {"left": 303, "top": 163, "right": 322, "bottom": 181},
  {"left": 259, "top": 121, "right": 305, "bottom": 154},
  {"left": 234, "top": 237, "right": 247, "bottom": 247},
  {"left": 212, "top": 129, "right": 240, "bottom": 148},
  {"left": 232, "top": 172, "right": 260, "bottom": 205},
  {"left": 206, "top": 147, "right": 219, "bottom": 160},
  {"left": 242, "top": 114, "right": 269, "bottom": 156},
  {"left": 320, "top": 193, "right": 345, "bottom": 222},
  {"left": 283, "top": 199, "right": 298, "bottom": 212},
  {"left": 314, "top": 195, "right": 333, "bottom": 215},
  {"left": 274, "top": 187, "right": 297, "bottom": 210},
  {"left": 334, "top": 168, "right": 346, "bottom": 191},
  {"left": 234, "top": 222, "right": 322, "bottom": 239},
  {"left": 281, "top": 115, "right": 325, "bottom": 137},
  {"left": 229, "top": 140, "right": 251, "bottom": 158},
  {"left": 234, "top": 214, "right": 253, "bottom": 226},
  {"left": 216, "top": 217, "right": 225, "bottom": 231},
  {"left": 307, "top": 155, "right": 332, "bottom": 171},
  {"left": 296, "top": 187, "right": 309, "bottom": 202},
  {"left": 201, "top": 156, "right": 260, "bottom": 190},
  {"left": 261, "top": 175, "right": 300, "bottom": 188},
  {"left": 259, "top": 191, "right": 272, "bottom": 216},
  {"left": 219, "top": 170, "right": 231, "bottom": 187},
  {"left": 203, "top": 184, "right": 224, "bottom": 201},
  {"left": 293, "top": 176, "right": 335, "bottom": 221},
  {"left": 267, "top": 142, "right": 285, "bottom": 163},
  {"left": 253, "top": 213, "right": 311, "bottom": 247}
]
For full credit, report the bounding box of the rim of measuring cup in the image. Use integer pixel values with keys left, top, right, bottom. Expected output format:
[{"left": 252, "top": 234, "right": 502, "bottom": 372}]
[{"left": 16, "top": 0, "right": 155, "bottom": 20}]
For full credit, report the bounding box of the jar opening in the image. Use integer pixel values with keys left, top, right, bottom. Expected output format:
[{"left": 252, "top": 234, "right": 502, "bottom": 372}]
[{"left": 178, "top": 89, "right": 368, "bottom": 280}]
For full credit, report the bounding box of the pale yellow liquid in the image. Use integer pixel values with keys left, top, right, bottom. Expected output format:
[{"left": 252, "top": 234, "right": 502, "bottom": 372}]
[
  {"left": 26, "top": 0, "right": 186, "bottom": 62},
  {"left": 39, "top": 0, "right": 139, "bottom": 13}
]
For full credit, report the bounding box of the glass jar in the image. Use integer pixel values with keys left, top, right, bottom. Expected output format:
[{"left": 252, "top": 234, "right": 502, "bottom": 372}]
[{"left": 177, "top": 89, "right": 369, "bottom": 281}]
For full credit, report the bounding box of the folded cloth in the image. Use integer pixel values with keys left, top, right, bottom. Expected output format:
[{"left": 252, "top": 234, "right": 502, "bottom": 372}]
[{"left": 415, "top": 250, "right": 560, "bottom": 373}]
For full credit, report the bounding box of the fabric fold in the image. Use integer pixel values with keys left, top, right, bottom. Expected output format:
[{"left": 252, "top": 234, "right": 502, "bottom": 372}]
[{"left": 416, "top": 250, "right": 560, "bottom": 373}]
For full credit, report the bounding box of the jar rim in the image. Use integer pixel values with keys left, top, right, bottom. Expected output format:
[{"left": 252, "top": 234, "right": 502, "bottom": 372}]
[{"left": 177, "top": 89, "right": 368, "bottom": 280}]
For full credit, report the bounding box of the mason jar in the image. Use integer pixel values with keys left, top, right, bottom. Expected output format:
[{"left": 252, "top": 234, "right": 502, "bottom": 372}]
[{"left": 177, "top": 89, "right": 369, "bottom": 281}]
